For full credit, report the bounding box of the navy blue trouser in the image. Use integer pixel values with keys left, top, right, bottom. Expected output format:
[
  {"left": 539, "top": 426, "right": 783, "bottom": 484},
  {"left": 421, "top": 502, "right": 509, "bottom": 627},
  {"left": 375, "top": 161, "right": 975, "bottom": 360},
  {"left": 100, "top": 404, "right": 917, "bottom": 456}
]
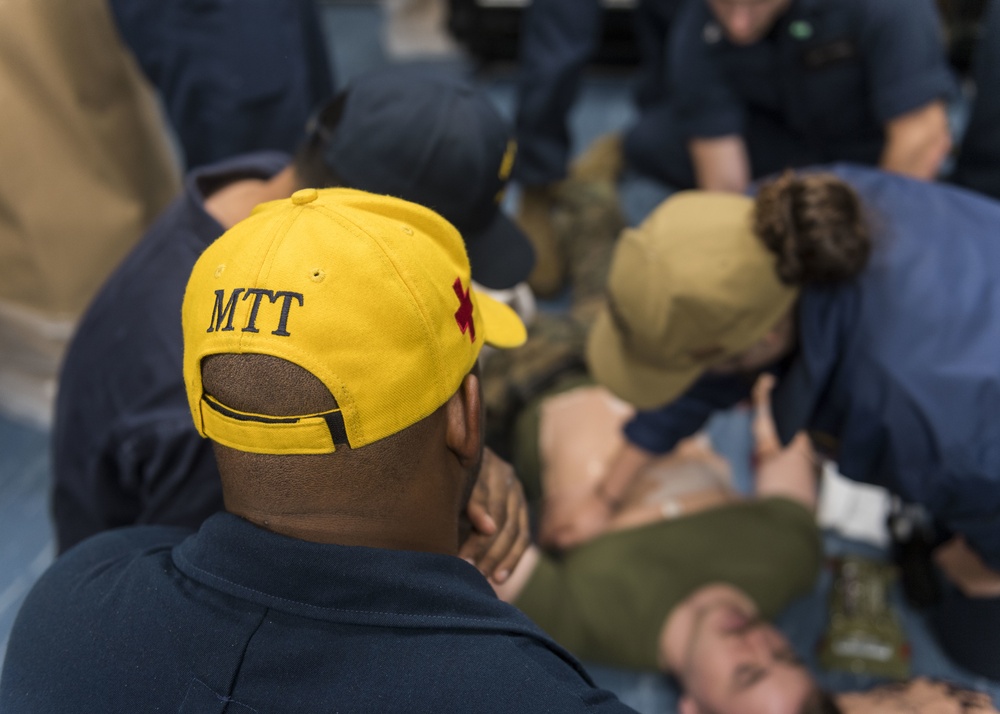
[
  {"left": 930, "top": 578, "right": 1000, "bottom": 680},
  {"left": 514, "top": 0, "right": 679, "bottom": 186},
  {"left": 952, "top": 0, "right": 1000, "bottom": 200}
]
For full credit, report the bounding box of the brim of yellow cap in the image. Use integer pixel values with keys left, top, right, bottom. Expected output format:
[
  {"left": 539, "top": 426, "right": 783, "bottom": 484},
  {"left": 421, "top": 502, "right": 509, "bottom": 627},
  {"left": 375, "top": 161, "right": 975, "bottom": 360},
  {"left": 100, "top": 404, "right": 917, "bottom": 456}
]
[
  {"left": 474, "top": 289, "right": 527, "bottom": 349},
  {"left": 586, "top": 305, "right": 704, "bottom": 411}
]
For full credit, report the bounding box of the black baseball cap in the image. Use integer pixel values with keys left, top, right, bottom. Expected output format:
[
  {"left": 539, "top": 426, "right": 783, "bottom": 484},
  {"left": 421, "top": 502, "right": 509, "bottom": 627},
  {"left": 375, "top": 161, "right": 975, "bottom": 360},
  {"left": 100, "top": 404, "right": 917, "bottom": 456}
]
[{"left": 309, "top": 65, "right": 535, "bottom": 290}]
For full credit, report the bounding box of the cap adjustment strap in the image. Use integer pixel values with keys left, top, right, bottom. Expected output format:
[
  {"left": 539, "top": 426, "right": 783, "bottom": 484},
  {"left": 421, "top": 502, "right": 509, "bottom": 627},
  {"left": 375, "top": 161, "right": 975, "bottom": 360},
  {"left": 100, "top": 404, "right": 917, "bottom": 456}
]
[{"left": 200, "top": 395, "right": 346, "bottom": 454}]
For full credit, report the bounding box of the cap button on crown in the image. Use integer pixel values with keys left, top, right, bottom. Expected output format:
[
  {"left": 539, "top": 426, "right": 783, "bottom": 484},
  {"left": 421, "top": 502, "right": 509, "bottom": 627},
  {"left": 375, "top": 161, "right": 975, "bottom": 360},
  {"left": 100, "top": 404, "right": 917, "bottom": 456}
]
[{"left": 292, "top": 188, "right": 319, "bottom": 206}]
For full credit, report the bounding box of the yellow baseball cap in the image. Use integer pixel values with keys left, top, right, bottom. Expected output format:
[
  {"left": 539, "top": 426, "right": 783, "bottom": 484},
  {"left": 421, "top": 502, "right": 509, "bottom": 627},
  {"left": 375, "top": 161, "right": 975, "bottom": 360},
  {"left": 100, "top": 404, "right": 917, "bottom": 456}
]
[
  {"left": 182, "top": 188, "right": 526, "bottom": 455},
  {"left": 586, "top": 192, "right": 798, "bottom": 410}
]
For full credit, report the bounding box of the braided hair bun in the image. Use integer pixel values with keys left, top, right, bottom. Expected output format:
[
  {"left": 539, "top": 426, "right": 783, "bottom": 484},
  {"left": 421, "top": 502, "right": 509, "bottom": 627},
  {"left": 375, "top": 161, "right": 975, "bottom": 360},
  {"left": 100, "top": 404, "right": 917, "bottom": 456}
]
[{"left": 754, "top": 171, "right": 871, "bottom": 286}]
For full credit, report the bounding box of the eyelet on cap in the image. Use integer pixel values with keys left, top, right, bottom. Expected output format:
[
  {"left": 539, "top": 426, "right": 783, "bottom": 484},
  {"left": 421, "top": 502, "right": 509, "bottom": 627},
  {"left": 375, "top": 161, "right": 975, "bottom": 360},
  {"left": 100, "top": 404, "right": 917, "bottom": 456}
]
[{"left": 292, "top": 188, "right": 319, "bottom": 205}]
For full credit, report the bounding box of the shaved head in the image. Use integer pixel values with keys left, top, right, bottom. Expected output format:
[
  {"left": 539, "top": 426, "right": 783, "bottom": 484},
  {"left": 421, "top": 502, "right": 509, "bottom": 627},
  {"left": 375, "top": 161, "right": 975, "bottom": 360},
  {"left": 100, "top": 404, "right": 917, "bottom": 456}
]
[{"left": 201, "top": 353, "right": 478, "bottom": 551}]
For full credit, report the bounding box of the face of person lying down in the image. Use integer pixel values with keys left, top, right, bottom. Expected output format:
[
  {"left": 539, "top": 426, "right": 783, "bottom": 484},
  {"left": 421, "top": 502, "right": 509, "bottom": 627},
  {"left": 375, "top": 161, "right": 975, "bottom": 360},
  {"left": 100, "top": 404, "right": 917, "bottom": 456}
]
[{"left": 677, "top": 600, "right": 815, "bottom": 714}]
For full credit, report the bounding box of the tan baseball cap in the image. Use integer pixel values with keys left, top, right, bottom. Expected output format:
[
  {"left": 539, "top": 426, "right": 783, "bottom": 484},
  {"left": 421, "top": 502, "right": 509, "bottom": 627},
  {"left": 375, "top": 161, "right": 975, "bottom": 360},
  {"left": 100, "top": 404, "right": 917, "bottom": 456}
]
[{"left": 586, "top": 192, "right": 798, "bottom": 410}]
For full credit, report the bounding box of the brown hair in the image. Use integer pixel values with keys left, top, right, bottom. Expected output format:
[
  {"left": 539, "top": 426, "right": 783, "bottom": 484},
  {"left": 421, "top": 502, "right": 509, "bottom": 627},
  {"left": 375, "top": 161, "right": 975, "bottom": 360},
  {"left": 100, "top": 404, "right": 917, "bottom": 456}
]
[{"left": 754, "top": 171, "right": 871, "bottom": 286}]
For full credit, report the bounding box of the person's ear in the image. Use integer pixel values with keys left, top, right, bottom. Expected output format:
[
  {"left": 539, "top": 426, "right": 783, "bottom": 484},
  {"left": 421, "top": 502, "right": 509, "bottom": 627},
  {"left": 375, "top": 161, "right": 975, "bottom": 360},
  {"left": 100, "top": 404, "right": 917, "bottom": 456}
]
[{"left": 444, "top": 372, "right": 482, "bottom": 468}]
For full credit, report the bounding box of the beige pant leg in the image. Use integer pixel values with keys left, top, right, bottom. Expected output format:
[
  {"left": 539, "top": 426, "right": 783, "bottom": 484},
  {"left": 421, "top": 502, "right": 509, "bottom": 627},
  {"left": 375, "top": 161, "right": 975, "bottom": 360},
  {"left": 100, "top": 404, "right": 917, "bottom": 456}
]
[{"left": 0, "top": 0, "right": 180, "bottom": 427}]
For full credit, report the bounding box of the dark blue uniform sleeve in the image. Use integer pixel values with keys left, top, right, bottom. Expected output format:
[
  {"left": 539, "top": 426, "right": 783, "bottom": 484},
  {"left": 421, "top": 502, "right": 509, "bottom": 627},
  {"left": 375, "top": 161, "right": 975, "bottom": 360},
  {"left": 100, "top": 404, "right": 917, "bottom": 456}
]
[
  {"left": 0, "top": 526, "right": 190, "bottom": 712},
  {"left": 514, "top": 0, "right": 604, "bottom": 186},
  {"left": 859, "top": 0, "right": 955, "bottom": 123},
  {"left": 108, "top": 0, "right": 334, "bottom": 169},
  {"left": 54, "top": 414, "right": 223, "bottom": 553},
  {"left": 126, "top": 417, "right": 225, "bottom": 528},
  {"left": 668, "top": 0, "right": 744, "bottom": 140},
  {"left": 623, "top": 373, "right": 752, "bottom": 453}
]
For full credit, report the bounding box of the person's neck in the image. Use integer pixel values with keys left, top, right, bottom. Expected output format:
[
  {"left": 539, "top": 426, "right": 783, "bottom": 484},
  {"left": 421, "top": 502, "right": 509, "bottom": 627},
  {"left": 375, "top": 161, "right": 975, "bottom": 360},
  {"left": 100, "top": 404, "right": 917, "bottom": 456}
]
[
  {"left": 236, "top": 507, "right": 461, "bottom": 555},
  {"left": 203, "top": 165, "right": 299, "bottom": 229}
]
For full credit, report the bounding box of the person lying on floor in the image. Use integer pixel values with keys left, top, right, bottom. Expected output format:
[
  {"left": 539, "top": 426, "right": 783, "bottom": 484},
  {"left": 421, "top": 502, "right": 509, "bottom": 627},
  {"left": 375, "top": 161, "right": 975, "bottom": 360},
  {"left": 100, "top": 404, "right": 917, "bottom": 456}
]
[
  {"left": 496, "top": 377, "right": 996, "bottom": 714},
  {"left": 495, "top": 377, "right": 832, "bottom": 714},
  {"left": 497, "top": 379, "right": 1000, "bottom": 712}
]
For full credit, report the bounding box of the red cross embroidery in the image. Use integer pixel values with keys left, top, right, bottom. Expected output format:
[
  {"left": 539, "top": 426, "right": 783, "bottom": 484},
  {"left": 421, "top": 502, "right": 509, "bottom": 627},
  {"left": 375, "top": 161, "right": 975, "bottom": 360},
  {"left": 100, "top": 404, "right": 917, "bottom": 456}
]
[{"left": 452, "top": 277, "right": 476, "bottom": 343}]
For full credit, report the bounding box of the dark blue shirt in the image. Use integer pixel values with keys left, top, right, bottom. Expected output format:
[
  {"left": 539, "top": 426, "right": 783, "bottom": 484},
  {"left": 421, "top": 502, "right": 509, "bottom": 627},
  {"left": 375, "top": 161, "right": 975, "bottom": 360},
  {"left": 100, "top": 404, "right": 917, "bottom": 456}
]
[
  {"left": 625, "top": 164, "right": 1000, "bottom": 568},
  {"left": 0, "top": 514, "right": 632, "bottom": 712},
  {"left": 108, "top": 0, "right": 333, "bottom": 169},
  {"left": 670, "top": 0, "right": 954, "bottom": 163},
  {"left": 52, "top": 153, "right": 288, "bottom": 554}
]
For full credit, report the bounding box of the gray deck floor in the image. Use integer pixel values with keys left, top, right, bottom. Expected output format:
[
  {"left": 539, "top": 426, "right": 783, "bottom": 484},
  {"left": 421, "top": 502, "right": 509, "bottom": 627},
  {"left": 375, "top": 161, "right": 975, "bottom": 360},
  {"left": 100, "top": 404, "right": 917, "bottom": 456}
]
[{"left": 0, "top": 415, "right": 54, "bottom": 669}]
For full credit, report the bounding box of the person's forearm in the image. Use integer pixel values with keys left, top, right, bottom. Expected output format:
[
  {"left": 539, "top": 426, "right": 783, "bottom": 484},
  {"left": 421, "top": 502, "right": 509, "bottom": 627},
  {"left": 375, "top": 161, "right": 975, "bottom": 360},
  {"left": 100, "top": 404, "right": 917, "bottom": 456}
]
[
  {"left": 880, "top": 101, "right": 952, "bottom": 180},
  {"left": 754, "top": 432, "right": 819, "bottom": 511},
  {"left": 689, "top": 135, "right": 750, "bottom": 193},
  {"left": 934, "top": 536, "right": 1000, "bottom": 599},
  {"left": 593, "top": 441, "right": 655, "bottom": 508}
]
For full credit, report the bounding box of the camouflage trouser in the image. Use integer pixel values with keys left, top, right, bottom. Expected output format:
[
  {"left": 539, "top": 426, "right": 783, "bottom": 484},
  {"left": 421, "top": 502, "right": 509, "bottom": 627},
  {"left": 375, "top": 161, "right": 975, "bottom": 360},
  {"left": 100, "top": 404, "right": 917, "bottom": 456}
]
[
  {"left": 552, "top": 177, "right": 625, "bottom": 320},
  {"left": 483, "top": 176, "right": 625, "bottom": 472}
]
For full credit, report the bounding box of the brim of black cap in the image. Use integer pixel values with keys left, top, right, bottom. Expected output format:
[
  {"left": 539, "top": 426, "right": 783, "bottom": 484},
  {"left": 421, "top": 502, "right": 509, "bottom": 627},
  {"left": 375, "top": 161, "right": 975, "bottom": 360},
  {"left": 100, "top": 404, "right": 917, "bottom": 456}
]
[{"left": 464, "top": 210, "right": 536, "bottom": 290}]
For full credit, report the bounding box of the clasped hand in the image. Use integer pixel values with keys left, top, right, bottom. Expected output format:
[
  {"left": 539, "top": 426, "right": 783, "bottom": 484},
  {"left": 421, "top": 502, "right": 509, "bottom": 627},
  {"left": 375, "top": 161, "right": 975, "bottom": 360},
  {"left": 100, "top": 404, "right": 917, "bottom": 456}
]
[{"left": 459, "top": 448, "right": 531, "bottom": 585}]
